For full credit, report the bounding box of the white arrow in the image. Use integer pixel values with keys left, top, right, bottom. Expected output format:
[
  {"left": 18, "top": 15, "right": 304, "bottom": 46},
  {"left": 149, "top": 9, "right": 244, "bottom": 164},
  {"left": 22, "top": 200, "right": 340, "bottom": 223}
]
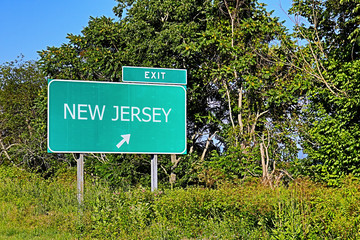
[{"left": 116, "top": 134, "right": 131, "bottom": 148}]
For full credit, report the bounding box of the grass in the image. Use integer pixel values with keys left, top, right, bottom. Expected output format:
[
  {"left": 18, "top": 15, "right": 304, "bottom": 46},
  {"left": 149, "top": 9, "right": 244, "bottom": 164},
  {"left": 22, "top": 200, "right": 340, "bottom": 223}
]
[
  {"left": 1, "top": 165, "right": 360, "bottom": 239},
  {"left": 0, "top": 166, "right": 79, "bottom": 239},
  {"left": 0, "top": 225, "right": 74, "bottom": 240}
]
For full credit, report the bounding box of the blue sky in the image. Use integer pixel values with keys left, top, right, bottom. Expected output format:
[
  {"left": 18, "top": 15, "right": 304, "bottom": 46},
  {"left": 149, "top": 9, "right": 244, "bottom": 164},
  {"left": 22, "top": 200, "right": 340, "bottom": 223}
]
[
  {"left": 0, "top": 0, "right": 293, "bottom": 65},
  {"left": 262, "top": 0, "right": 295, "bottom": 30},
  {"left": 0, "top": 0, "right": 118, "bottom": 64}
]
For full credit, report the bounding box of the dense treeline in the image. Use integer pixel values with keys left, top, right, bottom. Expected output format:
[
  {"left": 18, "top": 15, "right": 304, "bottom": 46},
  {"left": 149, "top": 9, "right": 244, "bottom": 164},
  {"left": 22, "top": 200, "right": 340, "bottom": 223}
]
[{"left": 1, "top": 0, "right": 360, "bottom": 188}]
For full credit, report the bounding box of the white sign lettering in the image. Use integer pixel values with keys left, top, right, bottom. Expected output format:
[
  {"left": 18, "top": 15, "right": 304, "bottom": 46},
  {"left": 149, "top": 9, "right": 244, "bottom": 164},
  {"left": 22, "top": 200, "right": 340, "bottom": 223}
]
[
  {"left": 144, "top": 71, "right": 166, "bottom": 80},
  {"left": 64, "top": 103, "right": 171, "bottom": 123}
]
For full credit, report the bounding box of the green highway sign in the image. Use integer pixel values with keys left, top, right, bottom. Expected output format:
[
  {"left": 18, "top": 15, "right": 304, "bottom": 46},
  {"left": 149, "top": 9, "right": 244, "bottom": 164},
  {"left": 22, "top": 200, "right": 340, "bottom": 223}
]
[
  {"left": 122, "top": 66, "right": 187, "bottom": 85},
  {"left": 47, "top": 80, "right": 187, "bottom": 154}
]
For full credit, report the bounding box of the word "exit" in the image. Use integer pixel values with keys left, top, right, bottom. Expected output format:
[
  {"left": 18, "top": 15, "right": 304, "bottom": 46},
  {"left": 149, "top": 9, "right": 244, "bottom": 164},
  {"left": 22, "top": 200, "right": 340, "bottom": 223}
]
[{"left": 145, "top": 71, "right": 166, "bottom": 79}]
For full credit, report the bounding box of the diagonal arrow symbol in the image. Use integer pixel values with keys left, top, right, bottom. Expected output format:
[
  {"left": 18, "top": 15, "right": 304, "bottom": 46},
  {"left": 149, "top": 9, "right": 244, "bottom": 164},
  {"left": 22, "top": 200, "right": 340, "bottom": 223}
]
[{"left": 116, "top": 134, "right": 131, "bottom": 148}]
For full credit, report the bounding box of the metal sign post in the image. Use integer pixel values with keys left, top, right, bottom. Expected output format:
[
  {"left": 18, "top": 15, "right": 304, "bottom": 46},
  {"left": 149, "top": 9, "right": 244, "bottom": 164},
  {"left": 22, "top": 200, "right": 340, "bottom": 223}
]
[
  {"left": 77, "top": 154, "right": 84, "bottom": 205},
  {"left": 151, "top": 154, "right": 158, "bottom": 192}
]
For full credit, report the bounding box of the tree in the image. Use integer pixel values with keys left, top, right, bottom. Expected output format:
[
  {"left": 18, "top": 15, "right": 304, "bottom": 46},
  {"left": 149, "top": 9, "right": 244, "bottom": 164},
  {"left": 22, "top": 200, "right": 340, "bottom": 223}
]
[
  {"left": 39, "top": 0, "right": 219, "bottom": 186},
  {"left": 39, "top": 0, "right": 215, "bottom": 142},
  {"left": 39, "top": 0, "right": 300, "bottom": 186},
  {"left": 185, "top": 0, "right": 302, "bottom": 186},
  {"left": 0, "top": 57, "right": 65, "bottom": 173},
  {"left": 290, "top": 0, "right": 360, "bottom": 184}
]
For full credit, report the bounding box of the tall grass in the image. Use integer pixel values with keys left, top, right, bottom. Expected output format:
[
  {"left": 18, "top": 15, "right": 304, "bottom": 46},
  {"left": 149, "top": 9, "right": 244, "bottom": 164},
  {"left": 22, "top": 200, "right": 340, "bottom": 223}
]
[
  {"left": 0, "top": 166, "right": 79, "bottom": 239},
  {"left": 1, "top": 165, "right": 360, "bottom": 239}
]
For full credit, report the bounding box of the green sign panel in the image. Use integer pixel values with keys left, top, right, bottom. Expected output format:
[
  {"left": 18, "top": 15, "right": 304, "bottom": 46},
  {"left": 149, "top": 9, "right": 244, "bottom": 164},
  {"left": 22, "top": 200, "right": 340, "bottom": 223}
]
[
  {"left": 48, "top": 80, "right": 186, "bottom": 154},
  {"left": 122, "top": 66, "right": 187, "bottom": 85}
]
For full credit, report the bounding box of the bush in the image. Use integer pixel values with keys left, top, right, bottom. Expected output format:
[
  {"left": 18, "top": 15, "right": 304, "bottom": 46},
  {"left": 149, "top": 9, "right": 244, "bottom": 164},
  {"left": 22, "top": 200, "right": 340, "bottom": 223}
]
[
  {"left": 1, "top": 165, "right": 360, "bottom": 239},
  {"left": 85, "top": 176, "right": 360, "bottom": 239}
]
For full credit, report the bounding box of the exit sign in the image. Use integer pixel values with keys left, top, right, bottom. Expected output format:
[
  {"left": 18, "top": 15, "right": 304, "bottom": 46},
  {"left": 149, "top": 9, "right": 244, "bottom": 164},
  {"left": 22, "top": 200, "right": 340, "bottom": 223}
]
[
  {"left": 122, "top": 66, "right": 187, "bottom": 85},
  {"left": 47, "top": 80, "right": 186, "bottom": 154}
]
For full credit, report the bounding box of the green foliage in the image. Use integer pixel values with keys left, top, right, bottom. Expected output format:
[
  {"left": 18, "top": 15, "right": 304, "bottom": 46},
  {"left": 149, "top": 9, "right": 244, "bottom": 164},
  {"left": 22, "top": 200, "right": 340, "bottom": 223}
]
[
  {"left": 0, "top": 58, "right": 44, "bottom": 147},
  {"left": 37, "top": 0, "right": 303, "bottom": 186},
  {"left": 207, "top": 146, "right": 262, "bottom": 181},
  {"left": 0, "top": 57, "right": 72, "bottom": 175},
  {"left": 38, "top": 0, "right": 221, "bottom": 184},
  {"left": 6, "top": 0, "right": 357, "bottom": 188},
  {"left": 290, "top": 0, "right": 360, "bottom": 183},
  {"left": 186, "top": 0, "right": 302, "bottom": 182},
  {"left": 38, "top": 0, "right": 214, "bottom": 140},
  {"left": 2, "top": 166, "right": 360, "bottom": 239},
  {"left": 299, "top": 60, "right": 360, "bottom": 184},
  {"left": 0, "top": 166, "right": 78, "bottom": 239},
  {"left": 85, "top": 154, "right": 151, "bottom": 189},
  {"left": 84, "top": 175, "right": 360, "bottom": 239}
]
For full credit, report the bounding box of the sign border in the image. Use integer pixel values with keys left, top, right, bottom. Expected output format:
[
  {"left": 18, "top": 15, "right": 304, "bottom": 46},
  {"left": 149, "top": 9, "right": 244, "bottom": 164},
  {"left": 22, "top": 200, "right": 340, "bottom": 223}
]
[
  {"left": 47, "top": 79, "right": 187, "bottom": 154},
  {"left": 122, "top": 66, "right": 187, "bottom": 85}
]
